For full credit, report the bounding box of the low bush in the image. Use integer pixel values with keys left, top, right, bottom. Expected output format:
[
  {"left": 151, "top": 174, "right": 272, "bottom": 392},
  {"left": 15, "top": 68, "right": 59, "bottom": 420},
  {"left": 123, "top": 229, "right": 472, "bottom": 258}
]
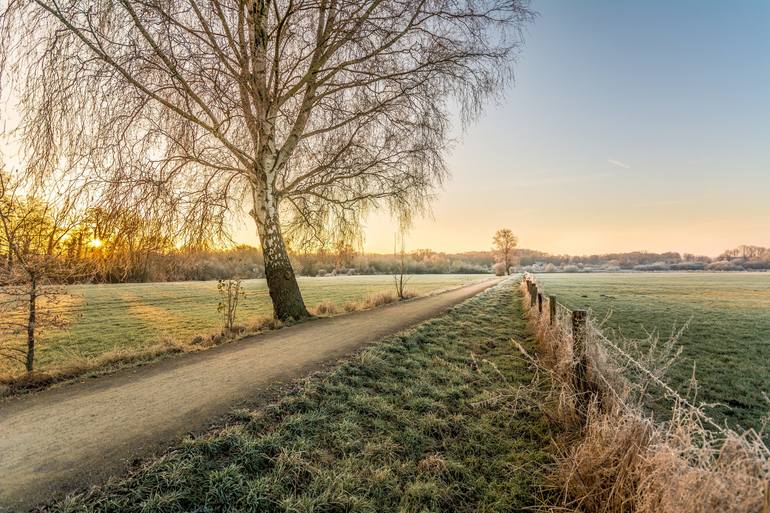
[
  {"left": 633, "top": 261, "right": 670, "bottom": 271},
  {"left": 706, "top": 260, "right": 746, "bottom": 271}
]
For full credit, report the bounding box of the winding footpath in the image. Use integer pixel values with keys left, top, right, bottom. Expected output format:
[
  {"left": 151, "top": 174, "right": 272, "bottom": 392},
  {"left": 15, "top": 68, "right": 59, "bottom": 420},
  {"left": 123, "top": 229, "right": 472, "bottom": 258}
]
[{"left": 0, "top": 278, "right": 501, "bottom": 511}]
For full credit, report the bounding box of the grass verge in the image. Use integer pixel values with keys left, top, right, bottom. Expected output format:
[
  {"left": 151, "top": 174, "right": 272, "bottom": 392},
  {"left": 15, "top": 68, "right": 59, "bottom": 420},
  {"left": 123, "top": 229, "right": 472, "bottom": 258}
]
[{"left": 44, "top": 281, "right": 555, "bottom": 513}]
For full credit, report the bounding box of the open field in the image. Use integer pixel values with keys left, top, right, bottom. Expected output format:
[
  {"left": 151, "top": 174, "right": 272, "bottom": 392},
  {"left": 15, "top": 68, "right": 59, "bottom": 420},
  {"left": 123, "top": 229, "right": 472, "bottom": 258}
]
[
  {"left": 533, "top": 272, "right": 770, "bottom": 432},
  {"left": 0, "top": 275, "right": 490, "bottom": 382},
  {"left": 35, "top": 281, "right": 554, "bottom": 512}
]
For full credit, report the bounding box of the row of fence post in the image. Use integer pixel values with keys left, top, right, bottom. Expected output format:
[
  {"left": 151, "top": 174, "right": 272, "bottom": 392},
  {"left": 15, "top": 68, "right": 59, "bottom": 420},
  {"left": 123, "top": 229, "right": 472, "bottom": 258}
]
[{"left": 523, "top": 275, "right": 591, "bottom": 410}]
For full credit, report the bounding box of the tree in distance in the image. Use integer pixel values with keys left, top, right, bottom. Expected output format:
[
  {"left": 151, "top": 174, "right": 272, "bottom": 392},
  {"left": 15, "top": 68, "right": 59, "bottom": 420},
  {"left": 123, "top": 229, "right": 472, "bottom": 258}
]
[{"left": 493, "top": 228, "right": 518, "bottom": 275}]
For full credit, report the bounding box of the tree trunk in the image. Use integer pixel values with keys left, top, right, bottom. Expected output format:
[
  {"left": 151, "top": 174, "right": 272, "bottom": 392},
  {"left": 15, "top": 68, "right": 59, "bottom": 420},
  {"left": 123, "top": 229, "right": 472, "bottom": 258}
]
[
  {"left": 252, "top": 185, "right": 309, "bottom": 321},
  {"left": 26, "top": 275, "right": 37, "bottom": 373},
  {"left": 7, "top": 241, "right": 14, "bottom": 273}
]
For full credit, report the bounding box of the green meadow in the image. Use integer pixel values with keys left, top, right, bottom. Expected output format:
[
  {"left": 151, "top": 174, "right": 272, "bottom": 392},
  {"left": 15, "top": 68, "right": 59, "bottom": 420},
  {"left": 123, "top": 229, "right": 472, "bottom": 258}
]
[
  {"left": 2, "top": 275, "right": 490, "bottom": 379},
  {"left": 533, "top": 272, "right": 770, "bottom": 432}
]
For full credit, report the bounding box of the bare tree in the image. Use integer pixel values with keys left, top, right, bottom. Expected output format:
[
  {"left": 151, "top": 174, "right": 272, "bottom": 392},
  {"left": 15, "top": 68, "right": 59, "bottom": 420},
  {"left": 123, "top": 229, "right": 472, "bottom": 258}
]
[
  {"left": 492, "top": 228, "right": 517, "bottom": 275},
  {"left": 0, "top": 250, "right": 73, "bottom": 373},
  {"left": 0, "top": 169, "right": 83, "bottom": 373},
  {"left": 393, "top": 227, "right": 410, "bottom": 299},
  {"left": 1, "top": 0, "right": 534, "bottom": 320}
]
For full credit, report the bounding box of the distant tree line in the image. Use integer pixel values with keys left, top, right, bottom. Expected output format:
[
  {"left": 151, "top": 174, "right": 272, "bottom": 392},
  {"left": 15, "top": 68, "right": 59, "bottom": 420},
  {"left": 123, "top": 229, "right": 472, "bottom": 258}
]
[
  {"left": 0, "top": 168, "right": 495, "bottom": 285},
  {"left": 292, "top": 249, "right": 494, "bottom": 277},
  {"left": 2, "top": 166, "right": 767, "bottom": 287},
  {"left": 517, "top": 246, "right": 770, "bottom": 273},
  {"left": 0, "top": 172, "right": 267, "bottom": 284}
]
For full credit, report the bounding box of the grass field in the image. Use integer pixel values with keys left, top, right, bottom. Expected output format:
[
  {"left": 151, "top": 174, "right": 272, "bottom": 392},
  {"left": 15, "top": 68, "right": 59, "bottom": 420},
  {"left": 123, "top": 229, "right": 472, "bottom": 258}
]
[
  {"left": 47, "top": 281, "right": 554, "bottom": 512},
  {"left": 1, "top": 275, "right": 490, "bottom": 381},
  {"left": 532, "top": 272, "right": 770, "bottom": 432}
]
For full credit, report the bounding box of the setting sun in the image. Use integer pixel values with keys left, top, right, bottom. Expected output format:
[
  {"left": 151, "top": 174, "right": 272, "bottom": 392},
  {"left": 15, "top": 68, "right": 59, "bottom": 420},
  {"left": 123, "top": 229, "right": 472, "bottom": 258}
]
[{"left": 89, "top": 238, "right": 103, "bottom": 249}]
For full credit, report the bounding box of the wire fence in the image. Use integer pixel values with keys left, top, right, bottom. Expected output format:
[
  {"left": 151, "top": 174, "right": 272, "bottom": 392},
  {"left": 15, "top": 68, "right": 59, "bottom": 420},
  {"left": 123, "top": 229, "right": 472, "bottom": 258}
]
[{"left": 521, "top": 272, "right": 768, "bottom": 447}]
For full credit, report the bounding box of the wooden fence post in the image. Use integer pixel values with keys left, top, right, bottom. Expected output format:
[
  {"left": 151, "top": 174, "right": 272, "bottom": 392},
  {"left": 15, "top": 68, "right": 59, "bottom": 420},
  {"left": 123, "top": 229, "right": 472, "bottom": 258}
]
[
  {"left": 549, "top": 295, "right": 556, "bottom": 326},
  {"left": 530, "top": 284, "right": 537, "bottom": 307},
  {"left": 537, "top": 292, "right": 543, "bottom": 314},
  {"left": 763, "top": 480, "right": 770, "bottom": 513},
  {"left": 571, "top": 309, "right": 589, "bottom": 407}
]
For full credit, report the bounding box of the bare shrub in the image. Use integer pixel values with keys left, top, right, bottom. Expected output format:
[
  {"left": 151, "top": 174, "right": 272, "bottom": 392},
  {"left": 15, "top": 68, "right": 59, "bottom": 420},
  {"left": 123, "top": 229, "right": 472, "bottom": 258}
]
[{"left": 217, "top": 279, "right": 244, "bottom": 334}]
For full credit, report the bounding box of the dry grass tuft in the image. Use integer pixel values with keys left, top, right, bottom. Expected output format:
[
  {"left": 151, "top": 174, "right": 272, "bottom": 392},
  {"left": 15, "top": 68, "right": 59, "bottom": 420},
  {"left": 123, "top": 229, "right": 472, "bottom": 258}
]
[
  {"left": 0, "top": 318, "right": 291, "bottom": 394},
  {"left": 342, "top": 290, "right": 417, "bottom": 313},
  {"left": 517, "top": 280, "right": 770, "bottom": 513},
  {"left": 363, "top": 291, "right": 399, "bottom": 308},
  {"left": 249, "top": 315, "right": 284, "bottom": 332},
  {"left": 417, "top": 453, "right": 448, "bottom": 476},
  {"left": 310, "top": 300, "right": 339, "bottom": 316},
  {"left": 0, "top": 337, "right": 187, "bottom": 394}
]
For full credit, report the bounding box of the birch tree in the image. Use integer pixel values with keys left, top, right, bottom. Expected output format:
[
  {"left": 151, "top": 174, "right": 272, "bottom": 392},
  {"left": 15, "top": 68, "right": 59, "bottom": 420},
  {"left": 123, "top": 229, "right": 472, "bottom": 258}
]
[{"left": 1, "top": 0, "right": 534, "bottom": 320}]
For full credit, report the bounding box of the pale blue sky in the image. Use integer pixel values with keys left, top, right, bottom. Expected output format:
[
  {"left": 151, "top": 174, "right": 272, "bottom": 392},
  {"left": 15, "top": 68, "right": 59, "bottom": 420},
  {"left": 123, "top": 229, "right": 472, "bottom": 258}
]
[
  {"left": 2, "top": 1, "right": 768, "bottom": 256},
  {"left": 347, "top": 0, "right": 770, "bottom": 256}
]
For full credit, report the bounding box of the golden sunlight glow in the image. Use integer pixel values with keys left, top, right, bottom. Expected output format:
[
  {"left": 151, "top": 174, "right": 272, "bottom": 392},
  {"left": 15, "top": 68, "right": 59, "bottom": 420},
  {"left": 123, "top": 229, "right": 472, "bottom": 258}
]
[{"left": 89, "top": 238, "right": 104, "bottom": 249}]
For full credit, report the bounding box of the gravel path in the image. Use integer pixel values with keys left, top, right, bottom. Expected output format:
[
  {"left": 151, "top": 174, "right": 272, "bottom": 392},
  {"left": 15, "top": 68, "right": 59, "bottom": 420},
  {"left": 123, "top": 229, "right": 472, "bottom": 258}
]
[{"left": 0, "top": 278, "right": 501, "bottom": 511}]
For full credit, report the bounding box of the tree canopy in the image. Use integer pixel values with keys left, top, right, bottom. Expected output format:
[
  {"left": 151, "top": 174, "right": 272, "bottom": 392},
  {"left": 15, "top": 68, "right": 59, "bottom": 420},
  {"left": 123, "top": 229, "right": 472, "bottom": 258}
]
[{"left": 1, "top": 0, "right": 535, "bottom": 318}]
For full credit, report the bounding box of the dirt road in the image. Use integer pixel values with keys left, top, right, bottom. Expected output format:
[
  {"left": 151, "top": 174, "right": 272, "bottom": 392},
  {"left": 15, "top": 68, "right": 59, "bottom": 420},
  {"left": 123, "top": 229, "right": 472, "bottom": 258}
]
[{"left": 0, "top": 278, "right": 501, "bottom": 511}]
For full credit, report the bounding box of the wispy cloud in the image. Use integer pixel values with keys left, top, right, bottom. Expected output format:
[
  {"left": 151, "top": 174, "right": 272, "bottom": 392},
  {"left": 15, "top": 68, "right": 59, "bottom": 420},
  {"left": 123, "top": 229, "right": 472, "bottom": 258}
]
[{"left": 607, "top": 158, "right": 631, "bottom": 170}]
